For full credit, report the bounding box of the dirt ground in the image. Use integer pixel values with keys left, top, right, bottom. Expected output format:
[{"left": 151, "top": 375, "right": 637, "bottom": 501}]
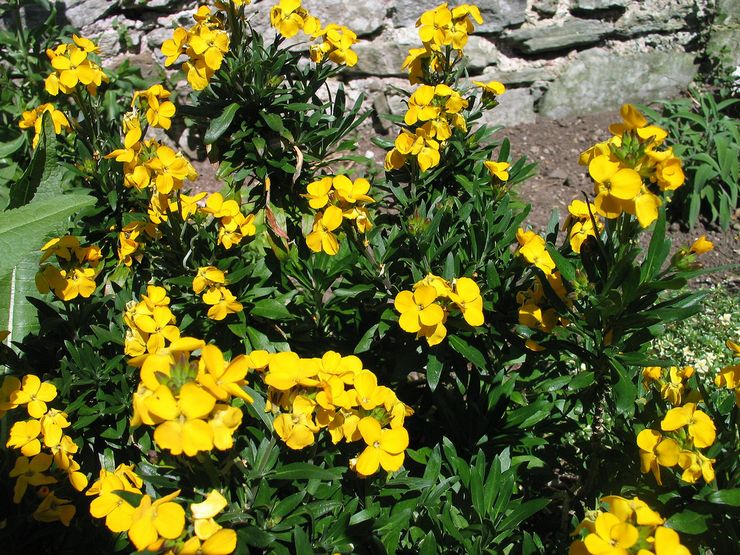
[{"left": 192, "top": 109, "right": 739, "bottom": 289}]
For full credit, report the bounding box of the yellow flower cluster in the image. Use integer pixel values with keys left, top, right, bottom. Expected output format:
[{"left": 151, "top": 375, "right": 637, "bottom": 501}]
[
  {"left": 579, "top": 104, "right": 685, "bottom": 228},
  {"left": 303, "top": 175, "right": 374, "bottom": 255},
  {"left": 637, "top": 401, "right": 717, "bottom": 485},
  {"left": 253, "top": 350, "right": 412, "bottom": 476},
  {"left": 131, "top": 340, "right": 252, "bottom": 457},
  {"left": 484, "top": 159, "right": 510, "bottom": 182},
  {"left": 124, "top": 285, "right": 181, "bottom": 359},
  {"left": 516, "top": 228, "right": 556, "bottom": 275},
  {"left": 118, "top": 220, "right": 159, "bottom": 267},
  {"left": 570, "top": 496, "right": 690, "bottom": 555},
  {"left": 642, "top": 365, "right": 696, "bottom": 406},
  {"left": 106, "top": 88, "right": 198, "bottom": 197},
  {"left": 715, "top": 339, "right": 740, "bottom": 407},
  {"left": 201, "top": 192, "right": 257, "bottom": 250},
  {"left": 2, "top": 374, "right": 88, "bottom": 525},
  {"left": 35, "top": 235, "right": 101, "bottom": 301},
  {"left": 44, "top": 35, "right": 108, "bottom": 96},
  {"left": 394, "top": 274, "right": 484, "bottom": 346},
  {"left": 562, "top": 200, "right": 604, "bottom": 254},
  {"left": 88, "top": 469, "right": 237, "bottom": 555},
  {"left": 309, "top": 24, "right": 359, "bottom": 67},
  {"left": 403, "top": 3, "right": 483, "bottom": 84},
  {"left": 270, "top": 0, "right": 321, "bottom": 38},
  {"left": 193, "top": 266, "right": 244, "bottom": 321},
  {"left": 18, "top": 103, "right": 71, "bottom": 148},
  {"left": 385, "top": 84, "right": 468, "bottom": 173},
  {"left": 161, "top": 5, "right": 230, "bottom": 90},
  {"left": 270, "top": 1, "right": 359, "bottom": 67}
]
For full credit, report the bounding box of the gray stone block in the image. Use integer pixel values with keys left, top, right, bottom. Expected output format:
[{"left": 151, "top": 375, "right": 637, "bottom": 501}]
[
  {"left": 539, "top": 47, "right": 697, "bottom": 119},
  {"left": 506, "top": 18, "right": 613, "bottom": 54},
  {"left": 572, "top": 0, "right": 626, "bottom": 10},
  {"left": 480, "top": 87, "right": 536, "bottom": 126}
]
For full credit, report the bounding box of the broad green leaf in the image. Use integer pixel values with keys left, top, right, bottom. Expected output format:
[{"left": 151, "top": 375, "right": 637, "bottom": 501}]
[
  {"left": 204, "top": 102, "right": 240, "bottom": 144},
  {"left": 0, "top": 193, "right": 95, "bottom": 277},
  {"left": 250, "top": 298, "right": 292, "bottom": 320},
  {"left": 0, "top": 258, "right": 41, "bottom": 346},
  {"left": 706, "top": 489, "right": 740, "bottom": 507},
  {"left": 665, "top": 509, "right": 709, "bottom": 534}
]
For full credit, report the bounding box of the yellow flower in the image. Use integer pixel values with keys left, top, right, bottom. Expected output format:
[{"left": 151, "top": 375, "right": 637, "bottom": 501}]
[
  {"left": 601, "top": 495, "right": 664, "bottom": 526},
  {"left": 677, "top": 450, "right": 715, "bottom": 484},
  {"left": 517, "top": 231, "right": 556, "bottom": 275},
  {"left": 188, "top": 25, "right": 230, "bottom": 72},
  {"left": 354, "top": 370, "right": 392, "bottom": 411},
  {"left": 653, "top": 526, "right": 690, "bottom": 555},
  {"left": 449, "top": 277, "right": 484, "bottom": 327},
  {"left": 204, "top": 286, "right": 244, "bottom": 321},
  {"left": 473, "top": 80, "right": 505, "bottom": 96},
  {"left": 146, "top": 96, "right": 177, "bottom": 130},
  {"left": 33, "top": 491, "right": 76, "bottom": 526},
  {"left": 306, "top": 205, "right": 344, "bottom": 255},
  {"left": 332, "top": 175, "right": 374, "bottom": 205},
  {"left": 0, "top": 375, "right": 21, "bottom": 417},
  {"left": 394, "top": 285, "right": 445, "bottom": 334},
  {"left": 310, "top": 24, "right": 359, "bottom": 67},
  {"left": 161, "top": 27, "right": 189, "bottom": 66},
  {"left": 583, "top": 512, "right": 638, "bottom": 554},
  {"left": 661, "top": 402, "right": 716, "bottom": 448},
  {"left": 147, "top": 145, "right": 193, "bottom": 194},
  {"left": 149, "top": 383, "right": 217, "bottom": 456},
  {"left": 264, "top": 352, "right": 319, "bottom": 391},
  {"left": 128, "top": 490, "right": 186, "bottom": 550},
  {"left": 274, "top": 395, "right": 320, "bottom": 450},
  {"left": 355, "top": 417, "right": 409, "bottom": 476},
  {"left": 18, "top": 103, "right": 71, "bottom": 148},
  {"left": 270, "top": 0, "right": 317, "bottom": 39},
  {"left": 197, "top": 345, "right": 254, "bottom": 403},
  {"left": 10, "top": 374, "right": 57, "bottom": 418},
  {"left": 484, "top": 160, "right": 510, "bottom": 181},
  {"left": 589, "top": 155, "right": 642, "bottom": 218},
  {"left": 689, "top": 235, "right": 713, "bottom": 255},
  {"left": 193, "top": 266, "right": 227, "bottom": 294},
  {"left": 636, "top": 429, "right": 679, "bottom": 486},
  {"left": 9, "top": 453, "right": 56, "bottom": 503},
  {"left": 209, "top": 404, "right": 243, "bottom": 450},
  {"left": 180, "top": 528, "right": 237, "bottom": 554},
  {"left": 304, "top": 176, "right": 333, "bottom": 209}
]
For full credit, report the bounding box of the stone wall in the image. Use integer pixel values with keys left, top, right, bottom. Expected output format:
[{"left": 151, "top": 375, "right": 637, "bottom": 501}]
[{"left": 10, "top": 0, "right": 739, "bottom": 127}]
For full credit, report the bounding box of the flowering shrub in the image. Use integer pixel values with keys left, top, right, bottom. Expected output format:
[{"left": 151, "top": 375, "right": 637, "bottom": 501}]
[{"left": 0, "top": 1, "right": 738, "bottom": 553}]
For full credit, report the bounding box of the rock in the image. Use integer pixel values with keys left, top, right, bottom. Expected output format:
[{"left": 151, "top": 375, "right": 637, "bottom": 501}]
[
  {"left": 391, "top": 0, "right": 444, "bottom": 27},
  {"left": 532, "top": 0, "right": 559, "bottom": 17},
  {"left": 309, "top": 0, "right": 390, "bottom": 37},
  {"left": 464, "top": 36, "right": 500, "bottom": 71},
  {"left": 706, "top": 27, "right": 740, "bottom": 67},
  {"left": 484, "top": 66, "right": 558, "bottom": 86},
  {"left": 351, "top": 28, "right": 416, "bottom": 76},
  {"left": 481, "top": 87, "right": 536, "bottom": 127},
  {"left": 613, "top": 0, "right": 694, "bottom": 37},
  {"left": 60, "top": 0, "right": 116, "bottom": 29},
  {"left": 539, "top": 47, "right": 697, "bottom": 119},
  {"left": 714, "top": 0, "right": 739, "bottom": 25},
  {"left": 572, "top": 0, "right": 626, "bottom": 10},
  {"left": 506, "top": 18, "right": 613, "bottom": 54},
  {"left": 476, "top": 0, "right": 527, "bottom": 34}
]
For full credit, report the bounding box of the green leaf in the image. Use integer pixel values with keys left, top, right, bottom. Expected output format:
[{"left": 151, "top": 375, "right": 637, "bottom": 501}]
[
  {"left": 426, "top": 353, "right": 443, "bottom": 392},
  {"left": 611, "top": 360, "right": 636, "bottom": 416},
  {"left": 204, "top": 102, "right": 240, "bottom": 144},
  {"left": 0, "top": 134, "right": 26, "bottom": 159},
  {"left": 261, "top": 112, "right": 286, "bottom": 134},
  {"left": 9, "top": 112, "right": 64, "bottom": 208},
  {"left": 546, "top": 244, "right": 576, "bottom": 282},
  {"left": 0, "top": 193, "right": 95, "bottom": 277},
  {"left": 250, "top": 299, "right": 292, "bottom": 320},
  {"left": 269, "top": 463, "right": 343, "bottom": 481},
  {"left": 448, "top": 335, "right": 487, "bottom": 369},
  {"left": 353, "top": 323, "right": 378, "bottom": 354},
  {"left": 665, "top": 509, "right": 708, "bottom": 534},
  {"left": 293, "top": 526, "right": 313, "bottom": 555},
  {"left": 0, "top": 258, "right": 41, "bottom": 346},
  {"left": 706, "top": 489, "right": 740, "bottom": 507}
]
